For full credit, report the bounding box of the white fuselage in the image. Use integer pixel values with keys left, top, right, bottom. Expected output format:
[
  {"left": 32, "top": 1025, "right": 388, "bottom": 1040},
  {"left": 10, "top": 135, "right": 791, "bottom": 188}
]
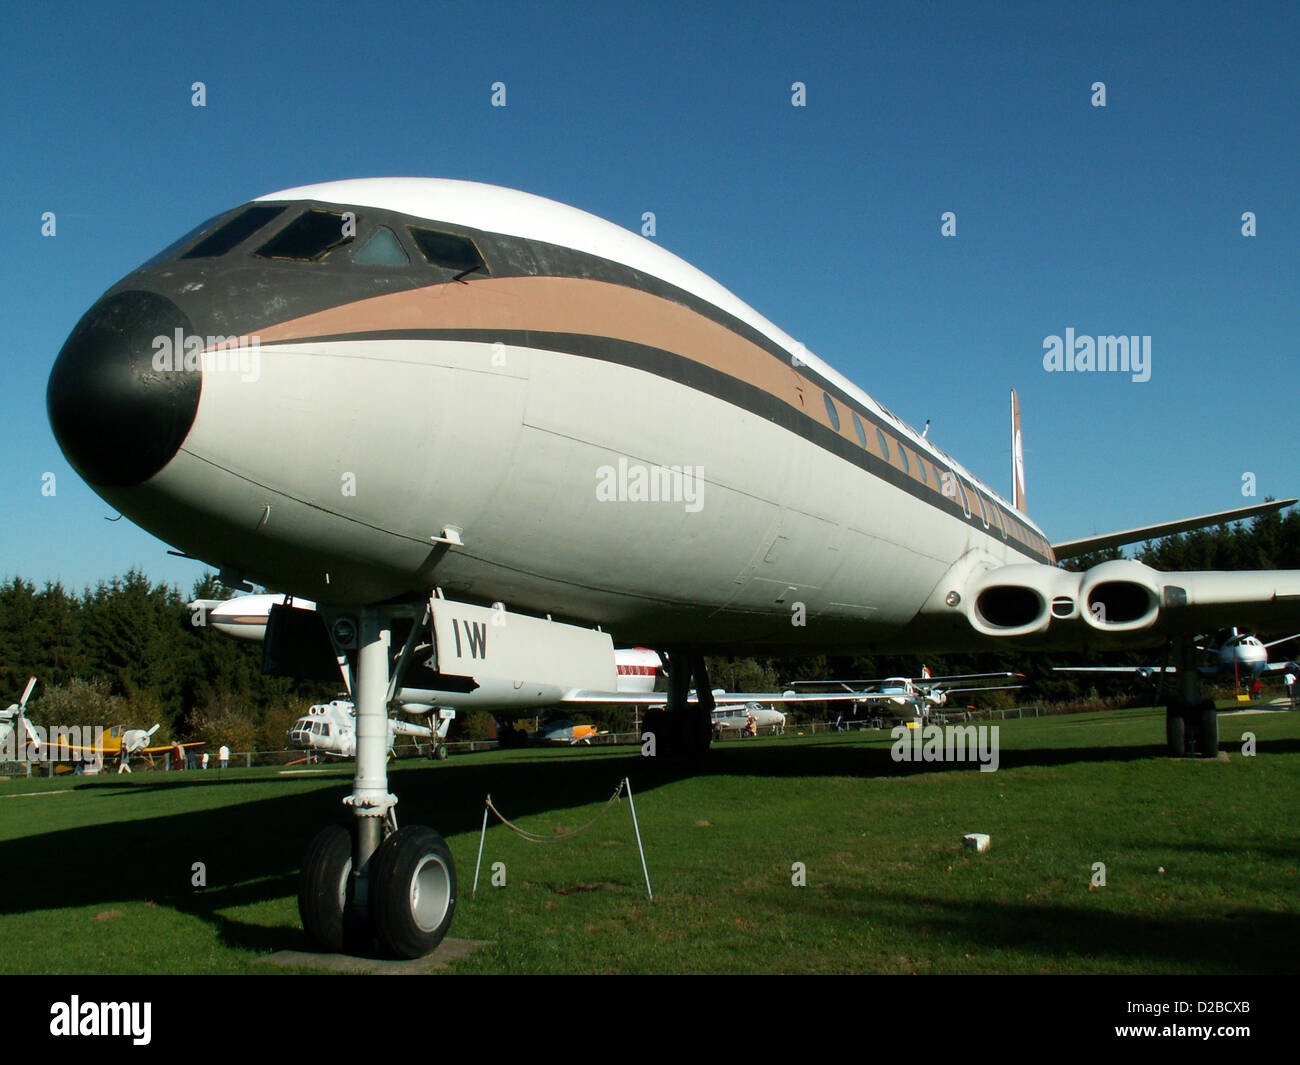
[
  {"left": 53, "top": 178, "right": 1055, "bottom": 656},
  {"left": 289, "top": 700, "right": 435, "bottom": 758},
  {"left": 711, "top": 703, "right": 786, "bottom": 733}
]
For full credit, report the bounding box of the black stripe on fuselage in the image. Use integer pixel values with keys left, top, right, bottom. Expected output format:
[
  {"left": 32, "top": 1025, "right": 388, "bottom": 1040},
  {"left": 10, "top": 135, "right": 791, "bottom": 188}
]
[{"left": 255, "top": 325, "right": 1053, "bottom": 564}]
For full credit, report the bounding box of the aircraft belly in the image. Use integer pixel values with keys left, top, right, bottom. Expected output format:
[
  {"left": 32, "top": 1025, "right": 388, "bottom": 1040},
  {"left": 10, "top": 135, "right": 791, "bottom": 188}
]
[{"left": 458, "top": 348, "right": 965, "bottom": 644}]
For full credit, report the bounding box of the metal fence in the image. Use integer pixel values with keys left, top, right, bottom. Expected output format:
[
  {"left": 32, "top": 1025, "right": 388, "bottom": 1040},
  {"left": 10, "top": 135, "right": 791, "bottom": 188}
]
[{"left": 0, "top": 709, "right": 1052, "bottom": 777}]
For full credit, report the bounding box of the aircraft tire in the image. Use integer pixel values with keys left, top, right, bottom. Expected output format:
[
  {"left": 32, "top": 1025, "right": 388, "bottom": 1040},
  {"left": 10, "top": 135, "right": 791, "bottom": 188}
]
[
  {"left": 298, "top": 824, "right": 353, "bottom": 952},
  {"left": 370, "top": 825, "right": 457, "bottom": 959},
  {"left": 1195, "top": 699, "right": 1219, "bottom": 758},
  {"left": 434, "top": 744, "right": 448, "bottom": 761},
  {"left": 1165, "top": 704, "right": 1187, "bottom": 757}
]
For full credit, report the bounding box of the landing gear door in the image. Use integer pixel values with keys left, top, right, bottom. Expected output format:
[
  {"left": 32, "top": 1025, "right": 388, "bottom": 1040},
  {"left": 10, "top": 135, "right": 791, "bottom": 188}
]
[{"left": 428, "top": 598, "right": 618, "bottom": 699}]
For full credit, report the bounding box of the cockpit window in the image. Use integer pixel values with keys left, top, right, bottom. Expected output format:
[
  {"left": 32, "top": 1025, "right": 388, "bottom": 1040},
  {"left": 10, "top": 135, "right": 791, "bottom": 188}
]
[
  {"left": 180, "top": 205, "right": 287, "bottom": 259},
  {"left": 408, "top": 227, "right": 489, "bottom": 277},
  {"left": 138, "top": 211, "right": 228, "bottom": 269},
  {"left": 353, "top": 226, "right": 410, "bottom": 265},
  {"left": 255, "top": 209, "right": 352, "bottom": 261}
]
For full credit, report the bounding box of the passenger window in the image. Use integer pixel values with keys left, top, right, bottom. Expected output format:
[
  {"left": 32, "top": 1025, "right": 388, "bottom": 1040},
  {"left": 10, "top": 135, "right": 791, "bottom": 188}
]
[
  {"left": 876, "top": 428, "right": 891, "bottom": 462},
  {"left": 823, "top": 393, "right": 840, "bottom": 431},
  {"left": 852, "top": 412, "right": 868, "bottom": 448}
]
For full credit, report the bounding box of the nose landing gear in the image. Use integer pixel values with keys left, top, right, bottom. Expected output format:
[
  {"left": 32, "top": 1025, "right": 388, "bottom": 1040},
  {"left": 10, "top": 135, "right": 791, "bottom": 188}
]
[{"left": 297, "top": 603, "right": 458, "bottom": 959}]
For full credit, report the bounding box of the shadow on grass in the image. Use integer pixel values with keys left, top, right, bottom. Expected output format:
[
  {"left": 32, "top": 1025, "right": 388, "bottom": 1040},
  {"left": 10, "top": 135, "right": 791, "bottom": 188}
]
[
  {"left": 811, "top": 888, "right": 1299, "bottom": 974},
  {"left": 1, "top": 733, "right": 1296, "bottom": 959}
]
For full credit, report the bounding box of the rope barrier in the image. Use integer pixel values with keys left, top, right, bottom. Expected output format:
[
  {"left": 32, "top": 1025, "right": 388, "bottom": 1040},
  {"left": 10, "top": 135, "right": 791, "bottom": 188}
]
[
  {"left": 483, "top": 780, "right": 625, "bottom": 843},
  {"left": 472, "top": 778, "right": 652, "bottom": 898}
]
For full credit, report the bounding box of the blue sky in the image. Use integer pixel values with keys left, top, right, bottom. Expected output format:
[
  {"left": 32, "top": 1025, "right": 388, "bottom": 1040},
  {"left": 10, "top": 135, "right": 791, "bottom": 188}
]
[{"left": 3, "top": 0, "right": 1297, "bottom": 595}]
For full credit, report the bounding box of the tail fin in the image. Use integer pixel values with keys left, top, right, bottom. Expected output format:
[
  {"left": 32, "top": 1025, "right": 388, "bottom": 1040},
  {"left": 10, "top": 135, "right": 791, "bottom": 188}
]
[{"left": 1011, "top": 389, "right": 1027, "bottom": 513}]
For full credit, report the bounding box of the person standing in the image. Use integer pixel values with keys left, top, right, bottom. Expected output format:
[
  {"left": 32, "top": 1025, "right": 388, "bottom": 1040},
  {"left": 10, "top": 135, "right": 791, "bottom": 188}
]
[
  {"left": 219, "top": 743, "right": 230, "bottom": 770},
  {"left": 1285, "top": 670, "right": 1297, "bottom": 710}
]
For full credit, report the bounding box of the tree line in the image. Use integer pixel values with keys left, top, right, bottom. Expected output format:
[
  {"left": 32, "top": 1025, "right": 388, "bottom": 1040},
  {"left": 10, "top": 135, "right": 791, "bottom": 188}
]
[{"left": 3, "top": 502, "right": 1298, "bottom": 745}]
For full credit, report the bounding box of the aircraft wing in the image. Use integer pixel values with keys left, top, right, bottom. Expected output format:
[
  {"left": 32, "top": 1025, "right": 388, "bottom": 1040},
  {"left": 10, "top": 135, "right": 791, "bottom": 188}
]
[
  {"left": 1051, "top": 499, "right": 1296, "bottom": 560},
  {"left": 139, "top": 741, "right": 206, "bottom": 753},
  {"left": 937, "top": 683, "right": 1024, "bottom": 694},
  {"left": 1053, "top": 666, "right": 1172, "bottom": 676},
  {"left": 1262, "top": 633, "right": 1300, "bottom": 649},
  {"left": 1152, "top": 570, "right": 1300, "bottom": 633},
  {"left": 789, "top": 672, "right": 1022, "bottom": 689},
  {"left": 561, "top": 689, "right": 881, "bottom": 705},
  {"left": 1259, "top": 660, "right": 1299, "bottom": 674}
]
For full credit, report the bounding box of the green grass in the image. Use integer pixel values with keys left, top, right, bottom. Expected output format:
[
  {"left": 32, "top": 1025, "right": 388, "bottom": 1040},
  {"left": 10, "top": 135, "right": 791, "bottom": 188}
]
[{"left": 1, "top": 705, "right": 1297, "bottom": 973}]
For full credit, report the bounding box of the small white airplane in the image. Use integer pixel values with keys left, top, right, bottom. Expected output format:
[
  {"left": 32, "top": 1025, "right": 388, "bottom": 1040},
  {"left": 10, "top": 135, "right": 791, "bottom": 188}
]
[
  {"left": 1054, "top": 628, "right": 1300, "bottom": 683},
  {"left": 710, "top": 702, "right": 786, "bottom": 735},
  {"left": 288, "top": 699, "right": 451, "bottom": 760},
  {"left": 790, "top": 669, "right": 1024, "bottom": 721},
  {"left": 50, "top": 176, "right": 1300, "bottom": 960},
  {"left": 1, "top": 678, "right": 40, "bottom": 759}
]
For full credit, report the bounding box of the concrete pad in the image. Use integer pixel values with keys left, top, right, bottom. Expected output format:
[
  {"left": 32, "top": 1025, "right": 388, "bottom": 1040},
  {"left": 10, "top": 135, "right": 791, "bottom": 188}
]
[{"left": 258, "top": 937, "right": 491, "bottom": 974}]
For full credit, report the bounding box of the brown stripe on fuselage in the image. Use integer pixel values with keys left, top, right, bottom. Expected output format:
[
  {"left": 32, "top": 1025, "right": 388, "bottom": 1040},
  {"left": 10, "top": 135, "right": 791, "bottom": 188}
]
[
  {"left": 247, "top": 275, "right": 932, "bottom": 485},
  {"left": 243, "top": 274, "right": 1050, "bottom": 561},
  {"left": 253, "top": 273, "right": 819, "bottom": 426}
]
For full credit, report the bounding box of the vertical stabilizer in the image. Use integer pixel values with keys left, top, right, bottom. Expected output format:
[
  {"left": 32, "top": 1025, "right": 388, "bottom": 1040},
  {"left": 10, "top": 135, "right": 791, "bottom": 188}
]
[{"left": 1011, "top": 389, "right": 1027, "bottom": 513}]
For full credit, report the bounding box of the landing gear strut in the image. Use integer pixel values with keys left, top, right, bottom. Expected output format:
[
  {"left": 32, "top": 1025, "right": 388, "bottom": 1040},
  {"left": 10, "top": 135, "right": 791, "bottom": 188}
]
[
  {"left": 1163, "top": 637, "right": 1219, "bottom": 758},
  {"left": 642, "top": 651, "right": 714, "bottom": 757},
  {"left": 297, "top": 604, "right": 457, "bottom": 958}
]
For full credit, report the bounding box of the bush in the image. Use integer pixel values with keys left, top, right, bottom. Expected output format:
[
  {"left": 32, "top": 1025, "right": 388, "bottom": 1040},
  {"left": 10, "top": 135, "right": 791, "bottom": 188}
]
[{"left": 189, "top": 696, "right": 258, "bottom": 755}]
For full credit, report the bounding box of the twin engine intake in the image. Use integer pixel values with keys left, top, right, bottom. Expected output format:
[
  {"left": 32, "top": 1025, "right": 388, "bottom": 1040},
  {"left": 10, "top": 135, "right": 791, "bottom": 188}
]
[{"left": 966, "top": 559, "right": 1162, "bottom": 638}]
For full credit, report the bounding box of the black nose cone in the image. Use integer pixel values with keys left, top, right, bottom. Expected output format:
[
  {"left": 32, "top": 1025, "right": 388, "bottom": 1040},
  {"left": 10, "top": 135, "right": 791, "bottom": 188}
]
[{"left": 48, "top": 290, "right": 202, "bottom": 487}]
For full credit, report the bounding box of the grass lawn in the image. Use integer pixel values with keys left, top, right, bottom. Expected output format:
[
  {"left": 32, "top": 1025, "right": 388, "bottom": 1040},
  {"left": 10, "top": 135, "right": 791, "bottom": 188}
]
[{"left": 1, "top": 704, "right": 1296, "bottom": 974}]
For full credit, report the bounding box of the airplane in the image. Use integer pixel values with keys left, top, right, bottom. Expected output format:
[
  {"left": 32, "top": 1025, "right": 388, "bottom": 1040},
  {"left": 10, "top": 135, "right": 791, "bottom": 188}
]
[
  {"left": 288, "top": 698, "right": 450, "bottom": 760},
  {"left": 1, "top": 678, "right": 40, "bottom": 760},
  {"left": 47, "top": 176, "right": 1300, "bottom": 960},
  {"left": 530, "top": 719, "right": 608, "bottom": 744},
  {"left": 1054, "top": 629, "right": 1300, "bottom": 685},
  {"left": 0, "top": 678, "right": 195, "bottom": 770},
  {"left": 789, "top": 670, "right": 1025, "bottom": 722},
  {"left": 85, "top": 725, "right": 203, "bottom": 769},
  {"left": 709, "top": 702, "right": 786, "bottom": 736}
]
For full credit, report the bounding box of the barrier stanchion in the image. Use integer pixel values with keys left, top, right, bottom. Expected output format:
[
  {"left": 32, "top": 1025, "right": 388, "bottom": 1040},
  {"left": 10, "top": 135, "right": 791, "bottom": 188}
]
[{"left": 624, "top": 776, "right": 652, "bottom": 900}]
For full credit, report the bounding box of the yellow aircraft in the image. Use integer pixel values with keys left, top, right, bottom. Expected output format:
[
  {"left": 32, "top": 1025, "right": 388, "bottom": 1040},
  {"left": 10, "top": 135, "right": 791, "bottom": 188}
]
[{"left": 57, "top": 725, "right": 204, "bottom": 773}]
